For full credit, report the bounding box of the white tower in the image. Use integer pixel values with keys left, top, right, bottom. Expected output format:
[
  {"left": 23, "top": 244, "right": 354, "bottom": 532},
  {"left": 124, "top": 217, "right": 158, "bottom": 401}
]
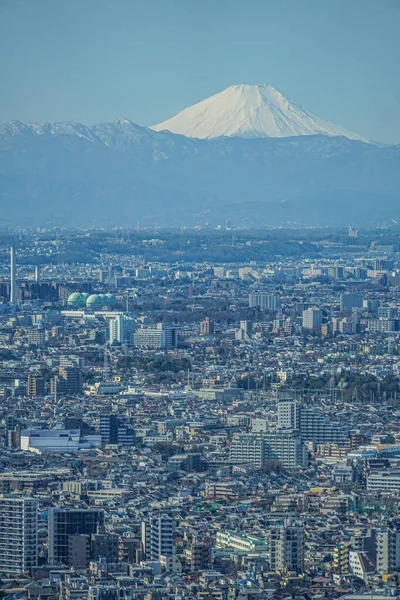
[{"left": 10, "top": 246, "right": 17, "bottom": 304}]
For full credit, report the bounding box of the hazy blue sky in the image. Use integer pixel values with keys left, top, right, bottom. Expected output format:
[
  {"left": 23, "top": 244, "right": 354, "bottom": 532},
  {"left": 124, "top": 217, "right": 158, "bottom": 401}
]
[{"left": 1, "top": 0, "right": 399, "bottom": 143}]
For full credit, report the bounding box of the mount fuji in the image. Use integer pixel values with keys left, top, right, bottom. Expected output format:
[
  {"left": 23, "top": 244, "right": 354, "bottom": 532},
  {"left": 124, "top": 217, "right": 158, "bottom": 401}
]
[{"left": 152, "top": 84, "right": 366, "bottom": 141}]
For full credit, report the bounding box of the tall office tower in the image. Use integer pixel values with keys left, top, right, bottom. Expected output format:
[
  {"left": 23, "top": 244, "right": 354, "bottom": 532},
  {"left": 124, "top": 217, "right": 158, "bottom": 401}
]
[
  {"left": 100, "top": 415, "right": 119, "bottom": 445},
  {"left": 10, "top": 246, "right": 16, "bottom": 304},
  {"left": 376, "top": 523, "right": 400, "bottom": 574},
  {"left": 278, "top": 399, "right": 301, "bottom": 430},
  {"left": 51, "top": 366, "right": 83, "bottom": 398},
  {"left": 99, "top": 414, "right": 134, "bottom": 446},
  {"left": 48, "top": 508, "right": 104, "bottom": 566},
  {"left": 340, "top": 292, "right": 363, "bottom": 312},
  {"left": 27, "top": 374, "right": 45, "bottom": 398},
  {"left": 141, "top": 515, "right": 174, "bottom": 560},
  {"left": 302, "top": 307, "right": 322, "bottom": 330},
  {"left": 199, "top": 316, "right": 214, "bottom": 336},
  {"left": 268, "top": 521, "right": 304, "bottom": 573},
  {"left": 34, "top": 266, "right": 40, "bottom": 282},
  {"left": 0, "top": 495, "right": 38, "bottom": 574}
]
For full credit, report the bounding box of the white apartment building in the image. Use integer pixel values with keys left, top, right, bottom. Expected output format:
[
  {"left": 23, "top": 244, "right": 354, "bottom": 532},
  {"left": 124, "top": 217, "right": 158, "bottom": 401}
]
[
  {"left": 229, "top": 431, "right": 307, "bottom": 470},
  {"left": 367, "top": 471, "right": 400, "bottom": 492},
  {"left": 0, "top": 495, "right": 38, "bottom": 574},
  {"left": 141, "top": 515, "right": 174, "bottom": 560},
  {"left": 302, "top": 307, "right": 322, "bottom": 330},
  {"left": 134, "top": 323, "right": 176, "bottom": 349}
]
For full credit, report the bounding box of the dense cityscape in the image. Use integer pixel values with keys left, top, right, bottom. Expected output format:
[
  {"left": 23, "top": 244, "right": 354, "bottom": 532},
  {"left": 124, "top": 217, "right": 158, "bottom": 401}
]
[{"left": 1, "top": 226, "right": 400, "bottom": 600}]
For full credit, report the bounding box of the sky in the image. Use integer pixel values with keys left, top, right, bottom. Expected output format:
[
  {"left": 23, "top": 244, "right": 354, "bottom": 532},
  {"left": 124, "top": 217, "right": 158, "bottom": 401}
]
[{"left": 0, "top": 0, "right": 399, "bottom": 143}]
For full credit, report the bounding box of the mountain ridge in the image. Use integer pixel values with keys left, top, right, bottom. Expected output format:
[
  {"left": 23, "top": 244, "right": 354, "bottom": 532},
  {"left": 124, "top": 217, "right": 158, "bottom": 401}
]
[
  {"left": 0, "top": 117, "right": 399, "bottom": 227},
  {"left": 151, "top": 84, "right": 367, "bottom": 141}
]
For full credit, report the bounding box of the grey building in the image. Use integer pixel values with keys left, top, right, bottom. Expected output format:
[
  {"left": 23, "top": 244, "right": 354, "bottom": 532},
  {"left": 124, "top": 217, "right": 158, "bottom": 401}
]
[
  {"left": 48, "top": 507, "right": 104, "bottom": 566},
  {"left": 0, "top": 495, "right": 38, "bottom": 574}
]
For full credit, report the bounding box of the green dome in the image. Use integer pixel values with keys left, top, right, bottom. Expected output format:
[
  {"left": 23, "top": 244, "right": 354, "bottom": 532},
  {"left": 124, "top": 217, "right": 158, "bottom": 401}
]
[
  {"left": 105, "top": 293, "right": 117, "bottom": 304},
  {"left": 81, "top": 292, "right": 90, "bottom": 300},
  {"left": 86, "top": 294, "right": 103, "bottom": 308},
  {"left": 67, "top": 292, "right": 85, "bottom": 307}
]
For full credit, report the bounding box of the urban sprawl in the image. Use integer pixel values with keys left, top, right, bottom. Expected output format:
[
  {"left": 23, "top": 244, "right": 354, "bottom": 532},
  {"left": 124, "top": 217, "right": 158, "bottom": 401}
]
[{"left": 2, "top": 226, "right": 400, "bottom": 600}]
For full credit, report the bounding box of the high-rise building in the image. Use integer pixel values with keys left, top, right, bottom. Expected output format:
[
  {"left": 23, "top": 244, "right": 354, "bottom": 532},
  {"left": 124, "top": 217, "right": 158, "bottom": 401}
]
[
  {"left": 278, "top": 400, "right": 347, "bottom": 445},
  {"left": 188, "top": 537, "right": 213, "bottom": 572},
  {"left": 51, "top": 366, "right": 83, "bottom": 398},
  {"left": 249, "top": 292, "right": 280, "bottom": 311},
  {"left": 141, "top": 515, "right": 174, "bottom": 560},
  {"left": 28, "top": 327, "right": 46, "bottom": 347},
  {"left": 340, "top": 293, "right": 363, "bottom": 312},
  {"left": 299, "top": 408, "right": 347, "bottom": 445},
  {"left": 109, "top": 314, "right": 135, "bottom": 345},
  {"left": 27, "top": 374, "right": 45, "bottom": 398},
  {"left": 278, "top": 398, "right": 301, "bottom": 430},
  {"left": 99, "top": 415, "right": 135, "bottom": 446},
  {"left": 327, "top": 267, "right": 344, "bottom": 279},
  {"left": 0, "top": 495, "right": 38, "bottom": 574},
  {"left": 302, "top": 307, "right": 322, "bottom": 330},
  {"left": 333, "top": 541, "right": 351, "bottom": 574},
  {"left": 48, "top": 507, "right": 104, "bottom": 566},
  {"left": 268, "top": 521, "right": 304, "bottom": 573},
  {"left": 100, "top": 415, "right": 119, "bottom": 445},
  {"left": 200, "top": 317, "right": 214, "bottom": 336},
  {"left": 263, "top": 431, "right": 307, "bottom": 469},
  {"left": 91, "top": 531, "right": 119, "bottom": 562},
  {"left": 10, "top": 246, "right": 17, "bottom": 305},
  {"left": 229, "top": 431, "right": 307, "bottom": 470},
  {"left": 376, "top": 523, "right": 400, "bottom": 574},
  {"left": 229, "top": 435, "right": 265, "bottom": 468},
  {"left": 67, "top": 534, "right": 90, "bottom": 569},
  {"left": 134, "top": 323, "right": 177, "bottom": 349}
]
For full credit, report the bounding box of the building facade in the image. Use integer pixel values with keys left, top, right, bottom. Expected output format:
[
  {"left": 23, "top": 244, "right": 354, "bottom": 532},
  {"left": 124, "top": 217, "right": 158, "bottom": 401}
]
[{"left": 0, "top": 495, "right": 38, "bottom": 574}]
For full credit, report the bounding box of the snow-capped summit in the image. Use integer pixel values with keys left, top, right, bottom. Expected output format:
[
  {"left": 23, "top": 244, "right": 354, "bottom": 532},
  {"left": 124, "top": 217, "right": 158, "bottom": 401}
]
[{"left": 152, "top": 84, "right": 366, "bottom": 141}]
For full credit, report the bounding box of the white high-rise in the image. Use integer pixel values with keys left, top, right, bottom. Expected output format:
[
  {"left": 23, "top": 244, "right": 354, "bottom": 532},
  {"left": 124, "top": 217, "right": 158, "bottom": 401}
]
[
  {"left": 109, "top": 314, "right": 135, "bottom": 345},
  {"left": 302, "top": 307, "right": 322, "bottom": 330},
  {"left": 278, "top": 399, "right": 300, "bottom": 430},
  {"left": 10, "top": 246, "right": 17, "bottom": 304},
  {"left": 0, "top": 495, "right": 38, "bottom": 574},
  {"left": 141, "top": 515, "right": 174, "bottom": 560}
]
